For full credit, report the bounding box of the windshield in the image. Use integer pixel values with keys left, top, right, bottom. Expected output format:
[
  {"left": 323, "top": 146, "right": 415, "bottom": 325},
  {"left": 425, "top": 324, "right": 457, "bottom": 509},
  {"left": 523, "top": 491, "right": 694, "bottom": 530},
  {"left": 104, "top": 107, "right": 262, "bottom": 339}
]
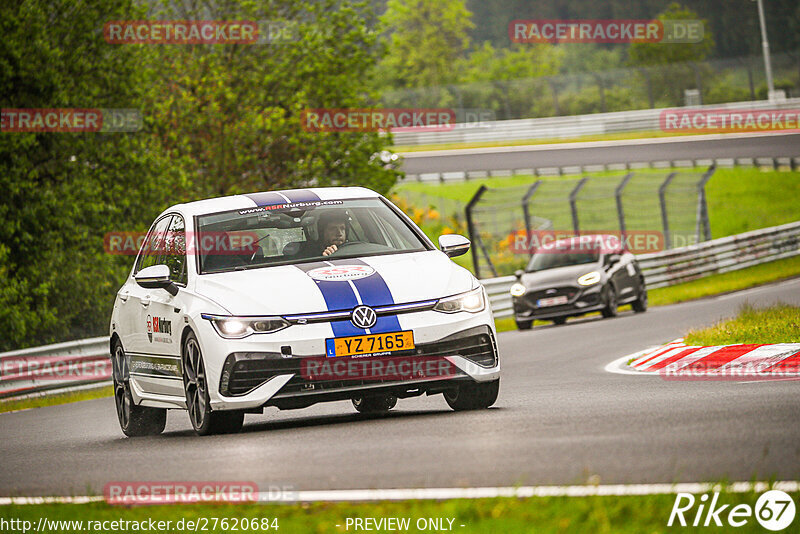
[
  {"left": 196, "top": 198, "right": 429, "bottom": 274},
  {"left": 526, "top": 250, "right": 600, "bottom": 272}
]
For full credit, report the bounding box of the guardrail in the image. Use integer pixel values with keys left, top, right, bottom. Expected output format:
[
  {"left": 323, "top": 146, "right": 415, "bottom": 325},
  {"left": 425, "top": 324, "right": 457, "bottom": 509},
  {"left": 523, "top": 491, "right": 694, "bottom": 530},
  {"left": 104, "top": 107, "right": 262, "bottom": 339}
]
[
  {"left": 0, "top": 337, "right": 110, "bottom": 399},
  {"left": 393, "top": 98, "right": 800, "bottom": 146},
  {"left": 482, "top": 220, "right": 800, "bottom": 319},
  {"left": 2, "top": 221, "right": 798, "bottom": 399}
]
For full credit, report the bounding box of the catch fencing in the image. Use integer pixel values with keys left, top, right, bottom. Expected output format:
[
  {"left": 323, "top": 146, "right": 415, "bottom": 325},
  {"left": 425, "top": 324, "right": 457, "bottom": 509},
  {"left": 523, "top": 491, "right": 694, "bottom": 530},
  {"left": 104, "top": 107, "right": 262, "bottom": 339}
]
[{"left": 465, "top": 167, "right": 715, "bottom": 279}]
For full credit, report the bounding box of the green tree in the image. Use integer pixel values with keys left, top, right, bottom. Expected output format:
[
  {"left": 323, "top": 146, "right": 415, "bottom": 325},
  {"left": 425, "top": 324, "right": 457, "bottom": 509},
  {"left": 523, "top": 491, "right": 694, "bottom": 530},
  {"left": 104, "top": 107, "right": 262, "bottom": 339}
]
[
  {"left": 0, "top": 0, "right": 399, "bottom": 350},
  {"left": 145, "top": 0, "right": 398, "bottom": 198},
  {"left": 0, "top": 0, "right": 184, "bottom": 350},
  {"left": 377, "top": 0, "right": 474, "bottom": 89},
  {"left": 628, "top": 3, "right": 714, "bottom": 66}
]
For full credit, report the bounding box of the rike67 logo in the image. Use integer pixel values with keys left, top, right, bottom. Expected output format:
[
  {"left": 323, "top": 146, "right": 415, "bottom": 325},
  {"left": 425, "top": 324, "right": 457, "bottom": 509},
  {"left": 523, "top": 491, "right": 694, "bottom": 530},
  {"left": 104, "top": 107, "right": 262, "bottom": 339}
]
[{"left": 669, "top": 490, "right": 796, "bottom": 530}]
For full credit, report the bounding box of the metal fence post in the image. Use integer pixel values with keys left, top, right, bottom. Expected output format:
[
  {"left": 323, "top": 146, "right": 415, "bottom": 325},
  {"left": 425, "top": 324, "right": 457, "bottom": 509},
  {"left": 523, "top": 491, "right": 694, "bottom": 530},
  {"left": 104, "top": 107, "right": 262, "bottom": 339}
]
[
  {"left": 659, "top": 172, "right": 677, "bottom": 249},
  {"left": 465, "top": 185, "right": 488, "bottom": 279},
  {"left": 696, "top": 164, "right": 716, "bottom": 243},
  {"left": 569, "top": 177, "right": 589, "bottom": 235},
  {"left": 521, "top": 181, "right": 542, "bottom": 257},
  {"left": 615, "top": 173, "right": 634, "bottom": 240}
]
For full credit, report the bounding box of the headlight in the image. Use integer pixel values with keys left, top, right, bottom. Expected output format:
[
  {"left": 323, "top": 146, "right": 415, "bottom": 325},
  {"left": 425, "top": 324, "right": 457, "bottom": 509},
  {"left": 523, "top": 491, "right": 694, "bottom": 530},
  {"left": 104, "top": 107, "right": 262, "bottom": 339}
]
[
  {"left": 201, "top": 314, "right": 290, "bottom": 339},
  {"left": 510, "top": 282, "right": 526, "bottom": 297},
  {"left": 433, "top": 287, "right": 485, "bottom": 314},
  {"left": 577, "top": 271, "right": 602, "bottom": 286}
]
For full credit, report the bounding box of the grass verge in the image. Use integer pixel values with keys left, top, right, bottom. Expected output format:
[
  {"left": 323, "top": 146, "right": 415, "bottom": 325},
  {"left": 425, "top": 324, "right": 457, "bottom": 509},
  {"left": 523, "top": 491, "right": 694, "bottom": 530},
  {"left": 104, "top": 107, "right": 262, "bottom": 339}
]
[
  {"left": 0, "top": 385, "right": 112, "bottom": 414},
  {"left": 2, "top": 490, "right": 795, "bottom": 533},
  {"left": 396, "top": 168, "right": 800, "bottom": 241},
  {"left": 684, "top": 303, "right": 800, "bottom": 346}
]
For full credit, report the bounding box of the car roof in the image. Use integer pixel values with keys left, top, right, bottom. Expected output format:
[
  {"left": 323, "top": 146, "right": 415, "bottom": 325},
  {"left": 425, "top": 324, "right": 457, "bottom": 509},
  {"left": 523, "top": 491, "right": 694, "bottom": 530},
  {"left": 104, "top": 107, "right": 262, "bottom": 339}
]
[{"left": 163, "top": 186, "right": 381, "bottom": 219}]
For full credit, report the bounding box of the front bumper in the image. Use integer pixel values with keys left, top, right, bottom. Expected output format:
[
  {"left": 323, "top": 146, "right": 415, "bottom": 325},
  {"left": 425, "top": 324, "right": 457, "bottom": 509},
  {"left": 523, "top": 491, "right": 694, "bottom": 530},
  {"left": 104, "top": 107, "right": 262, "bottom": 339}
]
[
  {"left": 195, "top": 308, "right": 499, "bottom": 411},
  {"left": 513, "top": 283, "right": 604, "bottom": 320}
]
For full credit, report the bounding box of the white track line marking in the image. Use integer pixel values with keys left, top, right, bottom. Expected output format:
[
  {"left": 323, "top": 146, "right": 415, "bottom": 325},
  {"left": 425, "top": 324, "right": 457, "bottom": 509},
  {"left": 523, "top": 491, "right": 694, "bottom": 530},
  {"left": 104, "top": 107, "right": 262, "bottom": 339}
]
[
  {"left": 605, "top": 351, "right": 664, "bottom": 376},
  {"left": 3, "top": 482, "right": 799, "bottom": 505}
]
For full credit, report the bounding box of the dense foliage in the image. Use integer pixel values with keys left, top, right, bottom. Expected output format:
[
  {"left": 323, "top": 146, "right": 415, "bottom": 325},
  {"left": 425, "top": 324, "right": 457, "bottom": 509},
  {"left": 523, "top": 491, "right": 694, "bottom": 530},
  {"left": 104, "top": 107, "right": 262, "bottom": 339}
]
[{"left": 1, "top": 0, "right": 397, "bottom": 350}]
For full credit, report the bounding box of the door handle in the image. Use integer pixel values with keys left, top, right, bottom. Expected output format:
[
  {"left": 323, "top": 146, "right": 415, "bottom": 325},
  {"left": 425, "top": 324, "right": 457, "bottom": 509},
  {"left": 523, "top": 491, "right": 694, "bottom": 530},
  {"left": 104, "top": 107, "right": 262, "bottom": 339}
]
[{"left": 141, "top": 296, "right": 151, "bottom": 308}]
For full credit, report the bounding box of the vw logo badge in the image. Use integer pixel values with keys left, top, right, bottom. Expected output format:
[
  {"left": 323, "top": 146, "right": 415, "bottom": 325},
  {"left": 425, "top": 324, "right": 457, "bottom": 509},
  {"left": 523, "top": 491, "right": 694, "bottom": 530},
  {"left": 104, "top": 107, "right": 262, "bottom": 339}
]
[
  {"left": 545, "top": 288, "right": 557, "bottom": 294},
  {"left": 351, "top": 305, "right": 377, "bottom": 329}
]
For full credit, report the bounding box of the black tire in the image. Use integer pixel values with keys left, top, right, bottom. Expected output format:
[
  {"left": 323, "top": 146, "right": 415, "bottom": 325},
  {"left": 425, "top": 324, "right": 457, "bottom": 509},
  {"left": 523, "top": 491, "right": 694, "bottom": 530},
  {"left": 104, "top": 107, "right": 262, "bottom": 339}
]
[
  {"left": 601, "top": 285, "right": 618, "bottom": 318},
  {"left": 182, "top": 332, "right": 245, "bottom": 435},
  {"left": 444, "top": 379, "right": 499, "bottom": 411},
  {"left": 552, "top": 317, "right": 567, "bottom": 325},
  {"left": 515, "top": 319, "right": 532, "bottom": 330},
  {"left": 112, "top": 340, "right": 166, "bottom": 437},
  {"left": 632, "top": 284, "right": 648, "bottom": 313},
  {"left": 352, "top": 395, "right": 397, "bottom": 415}
]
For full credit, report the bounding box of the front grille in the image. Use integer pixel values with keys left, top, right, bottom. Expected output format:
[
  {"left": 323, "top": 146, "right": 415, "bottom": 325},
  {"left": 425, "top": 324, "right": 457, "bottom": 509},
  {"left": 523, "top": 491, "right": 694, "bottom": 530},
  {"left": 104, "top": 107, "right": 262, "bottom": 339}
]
[
  {"left": 523, "top": 286, "right": 578, "bottom": 308},
  {"left": 220, "top": 326, "right": 497, "bottom": 397}
]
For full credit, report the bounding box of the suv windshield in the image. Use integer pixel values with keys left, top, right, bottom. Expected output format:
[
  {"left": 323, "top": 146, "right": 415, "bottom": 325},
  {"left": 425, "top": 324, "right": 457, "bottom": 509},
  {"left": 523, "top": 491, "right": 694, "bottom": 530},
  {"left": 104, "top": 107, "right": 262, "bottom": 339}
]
[
  {"left": 526, "top": 250, "right": 600, "bottom": 272},
  {"left": 196, "top": 198, "right": 429, "bottom": 274}
]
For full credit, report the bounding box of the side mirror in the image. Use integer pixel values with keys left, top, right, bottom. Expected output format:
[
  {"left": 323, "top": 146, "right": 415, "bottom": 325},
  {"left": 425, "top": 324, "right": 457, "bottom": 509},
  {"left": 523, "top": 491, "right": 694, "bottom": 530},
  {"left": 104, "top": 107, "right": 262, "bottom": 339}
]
[
  {"left": 438, "top": 234, "right": 470, "bottom": 258},
  {"left": 135, "top": 264, "right": 178, "bottom": 296},
  {"left": 606, "top": 253, "right": 621, "bottom": 266},
  {"left": 514, "top": 269, "right": 524, "bottom": 279}
]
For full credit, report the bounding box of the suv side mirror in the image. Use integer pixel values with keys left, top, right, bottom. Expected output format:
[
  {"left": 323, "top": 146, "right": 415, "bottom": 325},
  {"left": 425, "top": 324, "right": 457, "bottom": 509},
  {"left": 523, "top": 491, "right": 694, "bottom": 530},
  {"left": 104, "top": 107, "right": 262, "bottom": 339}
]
[
  {"left": 438, "top": 234, "right": 470, "bottom": 258},
  {"left": 135, "top": 264, "right": 178, "bottom": 296},
  {"left": 514, "top": 269, "right": 524, "bottom": 279},
  {"left": 606, "top": 253, "right": 621, "bottom": 266}
]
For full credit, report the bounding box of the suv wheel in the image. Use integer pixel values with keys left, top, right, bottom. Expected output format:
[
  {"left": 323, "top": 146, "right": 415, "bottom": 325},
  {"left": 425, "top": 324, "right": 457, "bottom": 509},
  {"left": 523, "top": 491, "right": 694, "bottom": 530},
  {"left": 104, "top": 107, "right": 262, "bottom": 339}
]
[
  {"left": 444, "top": 379, "right": 499, "bottom": 411},
  {"left": 632, "top": 285, "right": 648, "bottom": 313},
  {"left": 515, "top": 319, "right": 532, "bottom": 330},
  {"left": 601, "top": 286, "right": 618, "bottom": 318}
]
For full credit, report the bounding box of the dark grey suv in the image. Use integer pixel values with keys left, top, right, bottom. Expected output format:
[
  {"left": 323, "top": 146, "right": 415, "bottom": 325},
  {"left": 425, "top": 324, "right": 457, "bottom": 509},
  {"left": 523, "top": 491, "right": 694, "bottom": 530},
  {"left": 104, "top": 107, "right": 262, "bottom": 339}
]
[{"left": 510, "top": 235, "right": 647, "bottom": 330}]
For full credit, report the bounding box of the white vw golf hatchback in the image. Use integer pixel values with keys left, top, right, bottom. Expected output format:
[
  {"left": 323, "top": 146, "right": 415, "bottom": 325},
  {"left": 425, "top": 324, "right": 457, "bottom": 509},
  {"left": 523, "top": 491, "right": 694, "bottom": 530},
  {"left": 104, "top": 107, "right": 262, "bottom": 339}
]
[{"left": 110, "top": 187, "right": 500, "bottom": 436}]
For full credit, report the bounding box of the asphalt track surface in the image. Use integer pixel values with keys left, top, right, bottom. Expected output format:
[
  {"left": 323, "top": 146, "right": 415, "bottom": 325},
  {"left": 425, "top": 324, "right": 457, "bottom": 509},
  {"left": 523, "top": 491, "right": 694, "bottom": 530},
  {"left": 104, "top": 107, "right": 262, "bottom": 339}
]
[
  {"left": 400, "top": 132, "right": 800, "bottom": 174},
  {"left": 1, "top": 278, "right": 799, "bottom": 497}
]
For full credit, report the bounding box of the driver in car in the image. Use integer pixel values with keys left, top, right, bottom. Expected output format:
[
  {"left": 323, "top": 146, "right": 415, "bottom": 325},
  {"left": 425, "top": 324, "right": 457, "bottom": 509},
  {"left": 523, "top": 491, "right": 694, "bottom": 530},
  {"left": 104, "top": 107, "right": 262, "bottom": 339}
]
[{"left": 318, "top": 210, "right": 348, "bottom": 256}]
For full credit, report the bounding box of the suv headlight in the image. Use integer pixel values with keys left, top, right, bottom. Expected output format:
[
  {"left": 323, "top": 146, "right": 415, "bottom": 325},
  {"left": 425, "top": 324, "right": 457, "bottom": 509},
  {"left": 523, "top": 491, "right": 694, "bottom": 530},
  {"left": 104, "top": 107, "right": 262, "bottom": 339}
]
[
  {"left": 433, "top": 287, "right": 485, "bottom": 314},
  {"left": 577, "top": 271, "right": 602, "bottom": 286},
  {"left": 510, "top": 282, "right": 526, "bottom": 297},
  {"left": 201, "top": 314, "right": 290, "bottom": 339}
]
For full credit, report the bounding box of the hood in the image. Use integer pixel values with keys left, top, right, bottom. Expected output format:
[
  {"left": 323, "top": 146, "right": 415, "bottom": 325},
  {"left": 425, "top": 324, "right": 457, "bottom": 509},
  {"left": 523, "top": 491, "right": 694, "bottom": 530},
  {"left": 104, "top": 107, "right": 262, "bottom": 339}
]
[
  {"left": 193, "top": 250, "right": 475, "bottom": 316},
  {"left": 520, "top": 264, "right": 602, "bottom": 288}
]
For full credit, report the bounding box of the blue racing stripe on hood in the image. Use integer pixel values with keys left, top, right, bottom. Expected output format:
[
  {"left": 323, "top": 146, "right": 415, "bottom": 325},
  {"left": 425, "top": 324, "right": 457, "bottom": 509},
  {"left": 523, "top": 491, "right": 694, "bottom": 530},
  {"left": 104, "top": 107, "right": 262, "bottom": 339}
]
[
  {"left": 294, "top": 262, "right": 365, "bottom": 337},
  {"left": 282, "top": 189, "right": 321, "bottom": 203},
  {"left": 327, "top": 259, "right": 402, "bottom": 334},
  {"left": 244, "top": 192, "right": 287, "bottom": 206}
]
